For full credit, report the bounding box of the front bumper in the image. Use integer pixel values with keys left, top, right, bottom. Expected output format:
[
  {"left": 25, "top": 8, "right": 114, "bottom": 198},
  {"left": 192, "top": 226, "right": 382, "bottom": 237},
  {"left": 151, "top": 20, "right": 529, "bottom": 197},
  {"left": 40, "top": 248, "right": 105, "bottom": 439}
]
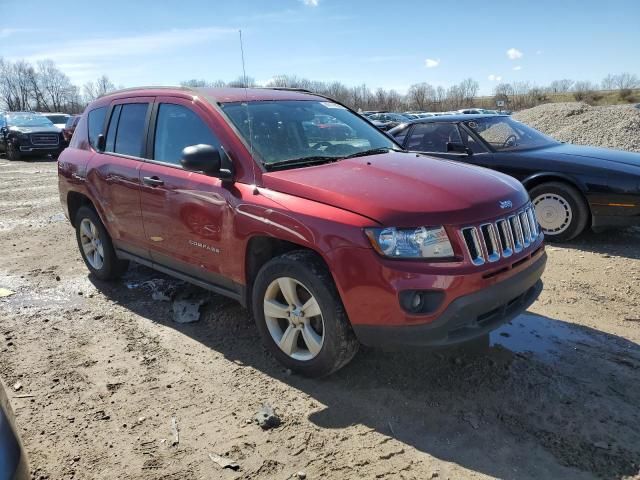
[{"left": 352, "top": 252, "right": 546, "bottom": 347}]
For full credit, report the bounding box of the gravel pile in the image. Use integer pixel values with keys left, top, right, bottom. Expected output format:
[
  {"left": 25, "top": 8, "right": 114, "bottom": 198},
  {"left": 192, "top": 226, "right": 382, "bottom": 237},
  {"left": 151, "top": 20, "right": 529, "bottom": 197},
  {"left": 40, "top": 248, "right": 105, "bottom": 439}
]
[{"left": 514, "top": 102, "right": 640, "bottom": 153}]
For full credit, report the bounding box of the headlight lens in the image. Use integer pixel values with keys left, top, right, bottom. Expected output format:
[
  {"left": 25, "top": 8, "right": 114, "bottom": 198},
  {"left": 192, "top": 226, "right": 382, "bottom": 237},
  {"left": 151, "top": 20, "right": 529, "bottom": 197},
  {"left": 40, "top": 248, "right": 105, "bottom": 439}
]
[{"left": 365, "top": 226, "right": 454, "bottom": 259}]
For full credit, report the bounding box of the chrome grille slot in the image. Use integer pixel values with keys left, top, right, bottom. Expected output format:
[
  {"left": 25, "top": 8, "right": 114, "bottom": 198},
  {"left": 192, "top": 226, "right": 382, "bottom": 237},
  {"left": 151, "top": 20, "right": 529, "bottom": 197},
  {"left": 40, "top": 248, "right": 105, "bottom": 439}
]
[
  {"left": 461, "top": 227, "right": 485, "bottom": 265},
  {"left": 460, "top": 204, "right": 540, "bottom": 267},
  {"left": 520, "top": 211, "right": 531, "bottom": 246},
  {"left": 480, "top": 224, "right": 500, "bottom": 262}
]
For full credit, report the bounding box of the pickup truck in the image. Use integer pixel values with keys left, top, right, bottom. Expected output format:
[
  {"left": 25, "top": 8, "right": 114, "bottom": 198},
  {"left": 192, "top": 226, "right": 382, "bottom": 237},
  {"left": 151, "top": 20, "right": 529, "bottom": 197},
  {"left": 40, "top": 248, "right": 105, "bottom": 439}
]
[{"left": 58, "top": 86, "right": 546, "bottom": 376}]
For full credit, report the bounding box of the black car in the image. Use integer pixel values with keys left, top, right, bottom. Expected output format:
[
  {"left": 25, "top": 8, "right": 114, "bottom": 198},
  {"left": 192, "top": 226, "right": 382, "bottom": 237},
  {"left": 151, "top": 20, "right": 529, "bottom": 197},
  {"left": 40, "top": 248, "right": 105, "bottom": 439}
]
[
  {"left": 0, "top": 379, "right": 28, "bottom": 479},
  {"left": 366, "top": 112, "right": 412, "bottom": 131},
  {"left": 0, "top": 112, "right": 64, "bottom": 161},
  {"left": 389, "top": 114, "right": 640, "bottom": 241}
]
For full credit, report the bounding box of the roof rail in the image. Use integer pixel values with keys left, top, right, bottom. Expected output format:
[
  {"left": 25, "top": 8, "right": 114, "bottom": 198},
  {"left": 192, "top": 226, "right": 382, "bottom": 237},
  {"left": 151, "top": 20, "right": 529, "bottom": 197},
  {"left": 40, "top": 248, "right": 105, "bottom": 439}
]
[
  {"left": 97, "top": 85, "right": 195, "bottom": 99},
  {"left": 259, "top": 87, "right": 313, "bottom": 94}
]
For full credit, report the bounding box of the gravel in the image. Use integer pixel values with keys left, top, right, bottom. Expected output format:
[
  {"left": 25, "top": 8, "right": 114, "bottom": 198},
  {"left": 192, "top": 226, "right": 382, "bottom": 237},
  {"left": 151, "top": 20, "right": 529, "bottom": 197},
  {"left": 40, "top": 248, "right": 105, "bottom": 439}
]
[{"left": 514, "top": 102, "right": 640, "bottom": 152}]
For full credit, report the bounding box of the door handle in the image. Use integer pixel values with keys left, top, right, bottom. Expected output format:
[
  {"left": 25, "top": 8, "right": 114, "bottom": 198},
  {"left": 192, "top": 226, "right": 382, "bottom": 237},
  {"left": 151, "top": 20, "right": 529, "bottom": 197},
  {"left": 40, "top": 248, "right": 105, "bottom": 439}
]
[{"left": 143, "top": 176, "right": 164, "bottom": 187}]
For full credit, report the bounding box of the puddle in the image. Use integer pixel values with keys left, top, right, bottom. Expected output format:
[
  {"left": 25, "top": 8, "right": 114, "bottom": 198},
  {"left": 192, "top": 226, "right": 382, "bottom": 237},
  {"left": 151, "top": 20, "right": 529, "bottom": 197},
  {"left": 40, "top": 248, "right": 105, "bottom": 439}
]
[{"left": 491, "top": 313, "right": 598, "bottom": 359}]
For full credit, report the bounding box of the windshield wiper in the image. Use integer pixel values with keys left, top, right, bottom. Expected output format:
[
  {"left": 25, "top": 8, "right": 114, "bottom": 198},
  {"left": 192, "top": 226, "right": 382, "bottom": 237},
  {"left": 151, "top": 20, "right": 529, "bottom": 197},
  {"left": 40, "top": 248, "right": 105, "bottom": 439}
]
[
  {"left": 342, "top": 147, "right": 402, "bottom": 159},
  {"left": 264, "top": 155, "right": 339, "bottom": 171}
]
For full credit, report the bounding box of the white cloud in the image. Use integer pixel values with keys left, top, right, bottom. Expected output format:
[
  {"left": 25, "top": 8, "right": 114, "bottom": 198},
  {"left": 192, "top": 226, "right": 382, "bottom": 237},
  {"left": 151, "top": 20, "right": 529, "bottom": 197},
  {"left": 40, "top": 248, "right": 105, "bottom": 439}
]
[
  {"left": 425, "top": 58, "right": 440, "bottom": 68},
  {"left": 302, "top": 0, "right": 319, "bottom": 6},
  {"left": 506, "top": 48, "right": 523, "bottom": 60},
  {"left": 488, "top": 74, "right": 502, "bottom": 82},
  {"left": 513, "top": 65, "right": 522, "bottom": 71},
  {"left": 16, "top": 27, "right": 236, "bottom": 64}
]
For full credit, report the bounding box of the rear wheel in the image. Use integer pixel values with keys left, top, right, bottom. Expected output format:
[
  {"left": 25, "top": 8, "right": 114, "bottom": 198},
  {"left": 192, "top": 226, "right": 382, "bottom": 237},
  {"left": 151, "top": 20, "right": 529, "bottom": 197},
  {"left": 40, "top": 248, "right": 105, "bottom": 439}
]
[
  {"left": 75, "top": 206, "right": 129, "bottom": 280},
  {"left": 252, "top": 250, "right": 359, "bottom": 377},
  {"left": 530, "top": 182, "right": 588, "bottom": 242}
]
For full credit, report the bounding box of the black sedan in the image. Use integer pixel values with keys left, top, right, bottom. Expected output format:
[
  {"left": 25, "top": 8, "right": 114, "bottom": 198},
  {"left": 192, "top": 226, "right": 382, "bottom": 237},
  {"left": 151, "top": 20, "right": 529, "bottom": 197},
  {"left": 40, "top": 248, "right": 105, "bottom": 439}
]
[
  {"left": 1, "top": 379, "right": 28, "bottom": 479},
  {"left": 389, "top": 114, "right": 640, "bottom": 241}
]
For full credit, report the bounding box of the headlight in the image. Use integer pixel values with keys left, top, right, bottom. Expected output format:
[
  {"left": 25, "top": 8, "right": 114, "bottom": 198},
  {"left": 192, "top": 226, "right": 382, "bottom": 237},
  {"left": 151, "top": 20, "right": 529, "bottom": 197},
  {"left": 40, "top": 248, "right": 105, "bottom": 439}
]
[{"left": 365, "top": 226, "right": 454, "bottom": 259}]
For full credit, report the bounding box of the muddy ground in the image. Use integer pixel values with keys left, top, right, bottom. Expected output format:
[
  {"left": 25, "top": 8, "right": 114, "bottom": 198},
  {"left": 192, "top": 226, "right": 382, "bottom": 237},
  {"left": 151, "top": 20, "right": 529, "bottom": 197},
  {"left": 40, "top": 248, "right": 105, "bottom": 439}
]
[{"left": 1, "top": 158, "right": 639, "bottom": 480}]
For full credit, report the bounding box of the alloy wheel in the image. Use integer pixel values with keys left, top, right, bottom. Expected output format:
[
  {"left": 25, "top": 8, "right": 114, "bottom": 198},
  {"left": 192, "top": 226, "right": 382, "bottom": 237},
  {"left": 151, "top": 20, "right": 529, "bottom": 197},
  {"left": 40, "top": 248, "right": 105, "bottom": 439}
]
[
  {"left": 533, "top": 193, "right": 573, "bottom": 235},
  {"left": 263, "top": 277, "right": 325, "bottom": 361},
  {"left": 79, "top": 218, "right": 105, "bottom": 270}
]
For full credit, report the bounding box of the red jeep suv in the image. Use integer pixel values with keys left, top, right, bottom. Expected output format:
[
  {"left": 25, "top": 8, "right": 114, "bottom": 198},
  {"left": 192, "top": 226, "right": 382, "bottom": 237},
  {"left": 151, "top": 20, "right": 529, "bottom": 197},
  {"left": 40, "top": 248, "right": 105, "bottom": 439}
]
[{"left": 58, "top": 87, "right": 546, "bottom": 376}]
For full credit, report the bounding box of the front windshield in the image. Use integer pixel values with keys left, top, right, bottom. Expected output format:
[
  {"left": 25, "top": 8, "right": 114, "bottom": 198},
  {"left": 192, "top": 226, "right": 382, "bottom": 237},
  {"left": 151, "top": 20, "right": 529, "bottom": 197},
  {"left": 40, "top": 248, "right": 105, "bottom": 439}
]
[
  {"left": 221, "top": 100, "right": 398, "bottom": 167},
  {"left": 465, "top": 116, "right": 558, "bottom": 151},
  {"left": 45, "top": 115, "right": 69, "bottom": 124},
  {"left": 7, "top": 113, "right": 54, "bottom": 128}
]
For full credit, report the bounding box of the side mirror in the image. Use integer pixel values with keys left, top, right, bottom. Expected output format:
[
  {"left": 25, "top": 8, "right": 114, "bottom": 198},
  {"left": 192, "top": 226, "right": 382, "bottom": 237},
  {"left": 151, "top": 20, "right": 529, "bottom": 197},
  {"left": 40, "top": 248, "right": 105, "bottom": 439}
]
[
  {"left": 96, "top": 133, "right": 106, "bottom": 152},
  {"left": 181, "top": 144, "right": 233, "bottom": 181},
  {"left": 446, "top": 142, "right": 472, "bottom": 155}
]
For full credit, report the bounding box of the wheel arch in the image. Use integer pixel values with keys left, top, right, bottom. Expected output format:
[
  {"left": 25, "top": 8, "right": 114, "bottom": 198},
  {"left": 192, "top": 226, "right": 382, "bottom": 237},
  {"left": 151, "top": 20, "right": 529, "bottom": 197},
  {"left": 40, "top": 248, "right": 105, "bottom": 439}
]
[{"left": 67, "top": 191, "right": 98, "bottom": 228}]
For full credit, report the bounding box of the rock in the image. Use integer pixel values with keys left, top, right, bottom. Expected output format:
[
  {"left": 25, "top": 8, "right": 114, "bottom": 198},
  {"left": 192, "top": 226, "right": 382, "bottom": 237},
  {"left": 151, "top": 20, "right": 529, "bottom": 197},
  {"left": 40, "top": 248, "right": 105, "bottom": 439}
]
[
  {"left": 296, "top": 471, "right": 307, "bottom": 479},
  {"left": 209, "top": 453, "right": 240, "bottom": 470},
  {"left": 13, "top": 382, "right": 22, "bottom": 391},
  {"left": 594, "top": 441, "right": 610, "bottom": 450},
  {"left": 254, "top": 404, "right": 281, "bottom": 430},
  {"left": 0, "top": 288, "right": 15, "bottom": 298},
  {"left": 173, "top": 299, "right": 206, "bottom": 323}
]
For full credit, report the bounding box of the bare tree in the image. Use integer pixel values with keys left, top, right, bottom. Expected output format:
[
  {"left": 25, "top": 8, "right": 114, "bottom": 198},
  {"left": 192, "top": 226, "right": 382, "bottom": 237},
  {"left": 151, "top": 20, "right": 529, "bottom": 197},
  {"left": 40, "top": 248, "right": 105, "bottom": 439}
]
[
  {"left": 601, "top": 74, "right": 615, "bottom": 90},
  {"left": 407, "top": 82, "right": 434, "bottom": 110},
  {"left": 548, "top": 79, "right": 574, "bottom": 93},
  {"left": 612, "top": 72, "right": 640, "bottom": 90}
]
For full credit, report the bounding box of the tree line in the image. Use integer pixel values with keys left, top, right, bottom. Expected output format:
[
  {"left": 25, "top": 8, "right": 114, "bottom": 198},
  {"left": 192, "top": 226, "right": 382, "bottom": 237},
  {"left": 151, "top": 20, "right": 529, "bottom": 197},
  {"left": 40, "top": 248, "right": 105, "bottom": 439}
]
[{"left": 1, "top": 57, "right": 638, "bottom": 114}]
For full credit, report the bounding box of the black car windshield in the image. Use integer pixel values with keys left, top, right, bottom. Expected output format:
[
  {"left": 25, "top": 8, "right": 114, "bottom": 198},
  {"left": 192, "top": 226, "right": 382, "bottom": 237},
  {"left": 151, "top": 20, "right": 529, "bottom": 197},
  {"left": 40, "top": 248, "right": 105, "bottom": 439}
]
[
  {"left": 465, "top": 116, "right": 558, "bottom": 151},
  {"left": 45, "top": 115, "right": 69, "bottom": 124},
  {"left": 7, "top": 113, "right": 54, "bottom": 128},
  {"left": 221, "top": 100, "right": 398, "bottom": 167}
]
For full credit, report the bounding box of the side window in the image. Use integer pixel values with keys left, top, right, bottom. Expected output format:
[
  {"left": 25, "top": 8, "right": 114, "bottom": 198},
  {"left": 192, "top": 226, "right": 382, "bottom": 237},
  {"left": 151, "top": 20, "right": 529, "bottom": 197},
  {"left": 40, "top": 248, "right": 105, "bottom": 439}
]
[
  {"left": 393, "top": 125, "right": 410, "bottom": 146},
  {"left": 114, "top": 104, "right": 149, "bottom": 157},
  {"left": 406, "top": 123, "right": 462, "bottom": 152},
  {"left": 458, "top": 126, "right": 486, "bottom": 154},
  {"left": 87, "top": 106, "right": 107, "bottom": 149},
  {"left": 153, "top": 103, "right": 220, "bottom": 166},
  {"left": 105, "top": 105, "right": 121, "bottom": 153}
]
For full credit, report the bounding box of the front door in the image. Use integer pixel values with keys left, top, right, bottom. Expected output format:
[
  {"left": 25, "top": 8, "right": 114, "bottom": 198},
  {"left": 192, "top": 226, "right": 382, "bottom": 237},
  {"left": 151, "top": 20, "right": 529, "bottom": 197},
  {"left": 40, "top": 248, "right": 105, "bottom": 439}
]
[{"left": 138, "top": 98, "right": 236, "bottom": 291}]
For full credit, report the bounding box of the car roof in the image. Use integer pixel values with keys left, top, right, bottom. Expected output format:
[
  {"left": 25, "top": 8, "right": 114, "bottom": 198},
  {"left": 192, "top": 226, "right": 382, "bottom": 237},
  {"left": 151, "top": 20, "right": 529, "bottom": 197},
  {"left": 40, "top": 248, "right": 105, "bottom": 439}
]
[
  {"left": 97, "top": 86, "right": 328, "bottom": 103},
  {"left": 404, "top": 113, "right": 509, "bottom": 123}
]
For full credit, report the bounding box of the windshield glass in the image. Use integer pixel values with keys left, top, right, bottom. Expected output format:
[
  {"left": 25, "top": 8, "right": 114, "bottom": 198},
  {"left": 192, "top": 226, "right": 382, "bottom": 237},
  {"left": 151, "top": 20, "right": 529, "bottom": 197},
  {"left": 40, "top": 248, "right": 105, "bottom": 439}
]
[
  {"left": 7, "top": 113, "right": 54, "bottom": 128},
  {"left": 45, "top": 115, "right": 69, "bottom": 124},
  {"left": 465, "top": 116, "right": 558, "bottom": 151},
  {"left": 221, "top": 100, "right": 397, "bottom": 167}
]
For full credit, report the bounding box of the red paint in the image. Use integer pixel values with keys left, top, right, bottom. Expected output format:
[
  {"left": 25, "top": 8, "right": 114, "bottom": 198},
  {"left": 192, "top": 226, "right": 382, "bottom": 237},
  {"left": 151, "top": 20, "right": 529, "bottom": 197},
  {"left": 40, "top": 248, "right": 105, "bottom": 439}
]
[{"left": 58, "top": 87, "right": 544, "bottom": 329}]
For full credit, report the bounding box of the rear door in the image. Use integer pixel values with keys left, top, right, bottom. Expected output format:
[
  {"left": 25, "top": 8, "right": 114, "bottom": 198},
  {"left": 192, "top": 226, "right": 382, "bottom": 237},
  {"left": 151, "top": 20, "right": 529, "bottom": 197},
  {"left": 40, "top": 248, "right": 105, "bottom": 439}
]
[
  {"left": 138, "top": 97, "right": 237, "bottom": 292},
  {"left": 88, "top": 98, "right": 152, "bottom": 258}
]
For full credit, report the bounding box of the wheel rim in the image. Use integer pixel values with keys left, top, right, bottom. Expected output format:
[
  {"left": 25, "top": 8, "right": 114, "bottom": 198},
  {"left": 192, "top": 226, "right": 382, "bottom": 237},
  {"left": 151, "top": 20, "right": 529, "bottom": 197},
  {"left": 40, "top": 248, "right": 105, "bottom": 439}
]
[
  {"left": 263, "top": 277, "right": 325, "bottom": 361},
  {"left": 79, "top": 218, "right": 105, "bottom": 270},
  {"left": 533, "top": 193, "right": 573, "bottom": 235}
]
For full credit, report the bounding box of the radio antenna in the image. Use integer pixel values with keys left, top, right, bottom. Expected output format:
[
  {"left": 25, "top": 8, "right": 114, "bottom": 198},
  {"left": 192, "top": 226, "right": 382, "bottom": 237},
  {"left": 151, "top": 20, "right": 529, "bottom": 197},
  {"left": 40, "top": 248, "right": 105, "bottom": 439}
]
[{"left": 239, "top": 29, "right": 258, "bottom": 195}]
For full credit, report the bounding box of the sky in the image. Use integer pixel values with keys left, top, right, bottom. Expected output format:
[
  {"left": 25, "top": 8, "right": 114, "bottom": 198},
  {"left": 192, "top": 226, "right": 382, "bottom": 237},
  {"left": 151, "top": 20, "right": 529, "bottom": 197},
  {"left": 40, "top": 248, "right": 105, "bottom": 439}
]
[{"left": 2, "top": 0, "right": 639, "bottom": 95}]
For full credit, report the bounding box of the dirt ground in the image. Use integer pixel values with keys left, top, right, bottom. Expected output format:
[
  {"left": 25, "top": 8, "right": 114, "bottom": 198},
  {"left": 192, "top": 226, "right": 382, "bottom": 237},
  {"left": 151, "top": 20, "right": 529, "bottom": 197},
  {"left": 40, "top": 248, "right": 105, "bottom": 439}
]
[{"left": 1, "top": 157, "right": 639, "bottom": 480}]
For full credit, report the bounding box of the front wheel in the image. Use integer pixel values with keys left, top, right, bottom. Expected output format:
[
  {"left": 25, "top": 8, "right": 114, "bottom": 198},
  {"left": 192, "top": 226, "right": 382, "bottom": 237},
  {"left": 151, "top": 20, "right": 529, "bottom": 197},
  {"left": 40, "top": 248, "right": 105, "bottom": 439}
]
[
  {"left": 252, "top": 250, "right": 359, "bottom": 377},
  {"left": 75, "top": 206, "right": 129, "bottom": 280},
  {"left": 6, "top": 142, "right": 21, "bottom": 161},
  {"left": 530, "top": 182, "right": 589, "bottom": 242}
]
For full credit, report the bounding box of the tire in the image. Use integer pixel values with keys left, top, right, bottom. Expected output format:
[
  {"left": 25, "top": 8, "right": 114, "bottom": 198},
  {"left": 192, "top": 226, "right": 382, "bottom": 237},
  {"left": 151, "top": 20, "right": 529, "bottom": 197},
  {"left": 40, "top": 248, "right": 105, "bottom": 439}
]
[
  {"left": 6, "top": 142, "right": 21, "bottom": 161},
  {"left": 252, "top": 250, "right": 359, "bottom": 377},
  {"left": 529, "top": 182, "right": 589, "bottom": 242},
  {"left": 74, "top": 206, "right": 129, "bottom": 280}
]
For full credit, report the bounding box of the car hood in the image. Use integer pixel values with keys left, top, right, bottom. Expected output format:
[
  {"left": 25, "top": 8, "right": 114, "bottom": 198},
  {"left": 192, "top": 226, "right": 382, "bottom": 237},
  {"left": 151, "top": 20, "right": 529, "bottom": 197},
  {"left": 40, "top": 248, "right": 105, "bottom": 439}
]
[
  {"left": 9, "top": 125, "right": 60, "bottom": 134},
  {"left": 262, "top": 151, "right": 528, "bottom": 226},
  {"left": 529, "top": 143, "right": 640, "bottom": 168}
]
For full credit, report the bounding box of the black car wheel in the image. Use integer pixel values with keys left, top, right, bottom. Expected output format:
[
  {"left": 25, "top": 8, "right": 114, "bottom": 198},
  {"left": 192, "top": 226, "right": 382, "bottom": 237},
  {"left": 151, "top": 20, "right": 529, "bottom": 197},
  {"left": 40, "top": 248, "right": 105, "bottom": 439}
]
[
  {"left": 6, "top": 142, "right": 21, "bottom": 161},
  {"left": 75, "top": 206, "right": 129, "bottom": 280},
  {"left": 252, "top": 250, "right": 359, "bottom": 377},
  {"left": 530, "top": 182, "right": 589, "bottom": 242}
]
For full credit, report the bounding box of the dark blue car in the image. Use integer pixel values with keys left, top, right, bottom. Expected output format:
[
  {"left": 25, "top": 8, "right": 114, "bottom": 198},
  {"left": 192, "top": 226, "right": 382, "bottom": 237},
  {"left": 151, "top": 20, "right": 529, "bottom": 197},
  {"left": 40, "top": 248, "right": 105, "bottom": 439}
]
[{"left": 389, "top": 114, "right": 640, "bottom": 242}]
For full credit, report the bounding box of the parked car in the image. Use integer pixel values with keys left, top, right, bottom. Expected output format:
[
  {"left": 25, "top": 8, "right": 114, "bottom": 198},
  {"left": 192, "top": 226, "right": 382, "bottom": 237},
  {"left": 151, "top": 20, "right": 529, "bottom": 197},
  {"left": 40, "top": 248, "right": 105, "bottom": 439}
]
[
  {"left": 303, "top": 114, "right": 354, "bottom": 141},
  {"left": 43, "top": 112, "right": 70, "bottom": 130},
  {"left": 389, "top": 114, "right": 640, "bottom": 241},
  {"left": 0, "top": 112, "right": 64, "bottom": 160},
  {"left": 58, "top": 87, "right": 545, "bottom": 376},
  {"left": 0, "top": 379, "right": 29, "bottom": 480},
  {"left": 367, "top": 112, "right": 412, "bottom": 131},
  {"left": 62, "top": 115, "right": 81, "bottom": 145}
]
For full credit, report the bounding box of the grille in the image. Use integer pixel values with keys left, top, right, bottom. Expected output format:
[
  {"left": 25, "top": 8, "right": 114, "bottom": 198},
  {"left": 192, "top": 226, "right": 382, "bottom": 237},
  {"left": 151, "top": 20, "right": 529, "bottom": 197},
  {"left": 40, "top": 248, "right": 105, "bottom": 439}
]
[
  {"left": 30, "top": 133, "right": 59, "bottom": 146},
  {"left": 461, "top": 205, "right": 539, "bottom": 266}
]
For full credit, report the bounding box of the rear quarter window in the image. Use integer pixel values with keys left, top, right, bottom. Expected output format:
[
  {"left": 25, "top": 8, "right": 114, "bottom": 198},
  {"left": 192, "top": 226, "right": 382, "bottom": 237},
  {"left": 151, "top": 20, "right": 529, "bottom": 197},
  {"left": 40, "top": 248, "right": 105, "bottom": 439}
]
[{"left": 87, "top": 107, "right": 107, "bottom": 149}]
